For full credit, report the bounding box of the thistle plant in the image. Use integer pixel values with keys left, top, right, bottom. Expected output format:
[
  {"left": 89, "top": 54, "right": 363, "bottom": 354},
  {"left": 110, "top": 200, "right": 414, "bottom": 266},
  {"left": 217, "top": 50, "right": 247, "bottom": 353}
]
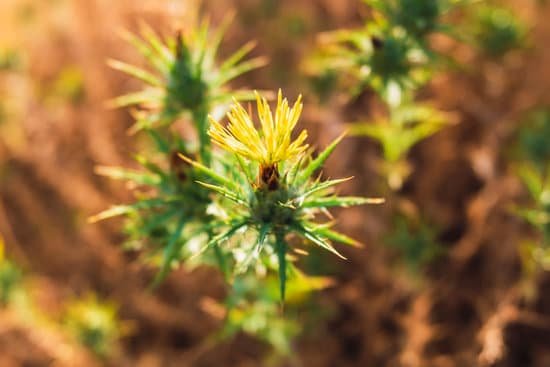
[
  {"left": 306, "top": 0, "right": 462, "bottom": 276},
  {"left": 182, "top": 90, "right": 383, "bottom": 299},
  {"left": 309, "top": 0, "right": 462, "bottom": 192},
  {"left": 311, "top": 23, "right": 430, "bottom": 105},
  {"left": 108, "top": 18, "right": 266, "bottom": 162},
  {"left": 94, "top": 16, "right": 383, "bottom": 357}
]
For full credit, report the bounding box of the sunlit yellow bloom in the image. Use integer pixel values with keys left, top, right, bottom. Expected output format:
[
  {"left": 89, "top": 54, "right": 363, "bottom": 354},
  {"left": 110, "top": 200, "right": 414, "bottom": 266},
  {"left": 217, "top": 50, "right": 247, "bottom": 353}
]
[{"left": 208, "top": 90, "right": 308, "bottom": 166}]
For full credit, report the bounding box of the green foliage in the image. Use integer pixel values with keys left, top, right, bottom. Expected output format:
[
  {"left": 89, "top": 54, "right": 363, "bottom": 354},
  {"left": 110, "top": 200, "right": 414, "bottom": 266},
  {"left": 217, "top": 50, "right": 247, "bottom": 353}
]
[
  {"left": 63, "top": 294, "right": 122, "bottom": 358},
  {"left": 350, "top": 102, "right": 448, "bottom": 189},
  {"left": 517, "top": 108, "right": 550, "bottom": 170},
  {"left": 472, "top": 5, "right": 528, "bottom": 57},
  {"left": 221, "top": 270, "right": 329, "bottom": 356},
  {"left": 0, "top": 241, "right": 23, "bottom": 306},
  {"left": 91, "top": 145, "right": 217, "bottom": 285},
  {"left": 307, "top": 0, "right": 461, "bottom": 194}
]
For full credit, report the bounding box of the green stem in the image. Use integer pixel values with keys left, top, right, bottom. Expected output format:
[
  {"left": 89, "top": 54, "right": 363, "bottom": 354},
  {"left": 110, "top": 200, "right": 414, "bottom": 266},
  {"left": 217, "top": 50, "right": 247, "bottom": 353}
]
[
  {"left": 275, "top": 231, "right": 287, "bottom": 303},
  {"left": 193, "top": 107, "right": 211, "bottom": 165},
  {"left": 213, "top": 242, "right": 228, "bottom": 280}
]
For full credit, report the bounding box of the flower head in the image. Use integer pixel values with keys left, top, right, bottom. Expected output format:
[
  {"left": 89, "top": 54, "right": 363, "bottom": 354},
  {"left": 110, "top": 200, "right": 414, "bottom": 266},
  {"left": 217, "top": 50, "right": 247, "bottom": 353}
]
[{"left": 208, "top": 90, "right": 308, "bottom": 166}]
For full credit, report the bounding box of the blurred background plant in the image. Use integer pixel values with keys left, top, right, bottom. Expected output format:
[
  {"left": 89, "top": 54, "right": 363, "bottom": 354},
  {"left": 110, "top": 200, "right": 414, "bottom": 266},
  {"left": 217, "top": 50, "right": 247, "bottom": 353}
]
[
  {"left": 511, "top": 107, "right": 550, "bottom": 271},
  {"left": 0, "top": 236, "right": 124, "bottom": 362},
  {"left": 470, "top": 3, "right": 529, "bottom": 57},
  {"left": 63, "top": 294, "right": 124, "bottom": 359},
  {"left": 0, "top": 236, "right": 23, "bottom": 307},
  {"left": 306, "top": 0, "right": 463, "bottom": 277}
]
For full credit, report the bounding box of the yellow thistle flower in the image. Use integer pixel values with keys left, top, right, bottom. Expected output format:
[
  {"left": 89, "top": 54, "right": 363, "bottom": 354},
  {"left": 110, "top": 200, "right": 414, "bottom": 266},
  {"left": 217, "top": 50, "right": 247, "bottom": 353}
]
[{"left": 208, "top": 90, "right": 308, "bottom": 166}]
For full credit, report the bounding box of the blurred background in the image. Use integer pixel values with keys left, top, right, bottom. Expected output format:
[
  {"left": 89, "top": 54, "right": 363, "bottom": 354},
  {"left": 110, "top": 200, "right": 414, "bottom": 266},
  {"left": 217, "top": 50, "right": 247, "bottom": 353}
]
[{"left": 1, "top": 0, "right": 550, "bottom": 366}]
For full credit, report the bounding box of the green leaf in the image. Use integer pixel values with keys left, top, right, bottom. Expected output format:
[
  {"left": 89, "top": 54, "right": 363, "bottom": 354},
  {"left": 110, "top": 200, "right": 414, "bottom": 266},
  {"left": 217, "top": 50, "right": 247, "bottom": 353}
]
[
  {"left": 88, "top": 198, "right": 167, "bottom": 222},
  {"left": 178, "top": 154, "right": 241, "bottom": 193},
  {"left": 191, "top": 221, "right": 248, "bottom": 260},
  {"left": 311, "top": 225, "right": 362, "bottom": 248},
  {"left": 237, "top": 224, "right": 270, "bottom": 274},
  {"left": 138, "top": 208, "right": 180, "bottom": 235},
  {"left": 107, "top": 59, "right": 162, "bottom": 87},
  {"left": 152, "top": 215, "right": 187, "bottom": 287},
  {"left": 135, "top": 155, "right": 168, "bottom": 179},
  {"left": 213, "top": 242, "right": 228, "bottom": 280},
  {"left": 293, "top": 225, "right": 346, "bottom": 259},
  {"left": 235, "top": 154, "right": 255, "bottom": 185},
  {"left": 220, "top": 41, "right": 257, "bottom": 71},
  {"left": 119, "top": 29, "right": 170, "bottom": 74},
  {"left": 299, "top": 177, "right": 353, "bottom": 201},
  {"left": 146, "top": 129, "right": 171, "bottom": 153},
  {"left": 216, "top": 57, "right": 268, "bottom": 86},
  {"left": 302, "top": 196, "right": 384, "bottom": 208},
  {"left": 518, "top": 164, "right": 544, "bottom": 199},
  {"left": 203, "top": 13, "right": 233, "bottom": 70},
  {"left": 138, "top": 22, "right": 174, "bottom": 66},
  {"left": 297, "top": 133, "right": 346, "bottom": 185},
  {"left": 88, "top": 205, "right": 135, "bottom": 223},
  {"left": 107, "top": 88, "right": 163, "bottom": 108},
  {"left": 95, "top": 165, "right": 161, "bottom": 186},
  {"left": 196, "top": 181, "right": 247, "bottom": 206}
]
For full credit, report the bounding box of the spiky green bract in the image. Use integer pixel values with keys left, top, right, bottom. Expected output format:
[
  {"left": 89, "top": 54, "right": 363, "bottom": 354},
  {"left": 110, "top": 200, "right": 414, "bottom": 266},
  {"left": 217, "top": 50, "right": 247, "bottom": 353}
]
[
  {"left": 90, "top": 146, "right": 218, "bottom": 285},
  {"left": 108, "top": 19, "right": 266, "bottom": 149},
  {"left": 186, "top": 135, "right": 384, "bottom": 300}
]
